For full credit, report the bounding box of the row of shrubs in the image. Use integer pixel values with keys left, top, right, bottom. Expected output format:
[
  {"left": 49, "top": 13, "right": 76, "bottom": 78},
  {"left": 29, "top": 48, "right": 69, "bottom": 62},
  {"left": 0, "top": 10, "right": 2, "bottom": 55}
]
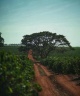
[
  {"left": 0, "top": 51, "right": 42, "bottom": 96},
  {"left": 41, "top": 56, "right": 80, "bottom": 74}
]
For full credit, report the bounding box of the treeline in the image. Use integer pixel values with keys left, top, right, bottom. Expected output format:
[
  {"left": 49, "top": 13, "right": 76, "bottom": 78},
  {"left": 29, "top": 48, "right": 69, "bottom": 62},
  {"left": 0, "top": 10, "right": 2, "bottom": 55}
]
[{"left": 0, "top": 51, "right": 42, "bottom": 96}]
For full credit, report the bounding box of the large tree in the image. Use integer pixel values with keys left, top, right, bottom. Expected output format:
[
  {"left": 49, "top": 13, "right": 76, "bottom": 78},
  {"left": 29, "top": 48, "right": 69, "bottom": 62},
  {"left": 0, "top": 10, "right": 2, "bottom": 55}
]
[
  {"left": 0, "top": 32, "right": 4, "bottom": 47},
  {"left": 21, "top": 31, "right": 72, "bottom": 58}
]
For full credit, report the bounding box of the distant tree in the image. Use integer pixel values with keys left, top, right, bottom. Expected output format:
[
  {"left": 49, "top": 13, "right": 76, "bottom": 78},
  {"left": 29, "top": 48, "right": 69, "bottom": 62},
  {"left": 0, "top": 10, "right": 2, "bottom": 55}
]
[
  {"left": 21, "top": 31, "right": 72, "bottom": 58},
  {"left": 0, "top": 32, "right": 4, "bottom": 47}
]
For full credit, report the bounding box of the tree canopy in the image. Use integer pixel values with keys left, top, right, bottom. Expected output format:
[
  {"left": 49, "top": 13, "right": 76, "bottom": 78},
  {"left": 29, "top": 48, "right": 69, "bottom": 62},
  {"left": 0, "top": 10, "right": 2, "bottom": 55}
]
[
  {"left": 21, "top": 31, "right": 72, "bottom": 58},
  {"left": 0, "top": 32, "right": 4, "bottom": 47}
]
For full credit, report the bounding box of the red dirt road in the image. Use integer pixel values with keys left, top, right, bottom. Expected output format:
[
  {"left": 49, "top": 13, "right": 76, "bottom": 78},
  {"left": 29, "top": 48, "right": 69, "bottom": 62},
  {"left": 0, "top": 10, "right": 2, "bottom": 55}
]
[
  {"left": 34, "top": 64, "right": 60, "bottom": 96},
  {"left": 28, "top": 50, "right": 80, "bottom": 96},
  {"left": 39, "top": 64, "right": 80, "bottom": 96},
  {"left": 28, "top": 50, "right": 59, "bottom": 96}
]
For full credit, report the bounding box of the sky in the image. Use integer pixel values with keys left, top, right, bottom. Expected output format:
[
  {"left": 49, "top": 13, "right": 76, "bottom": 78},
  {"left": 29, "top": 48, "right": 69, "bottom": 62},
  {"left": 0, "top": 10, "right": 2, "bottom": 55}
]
[{"left": 0, "top": 0, "right": 80, "bottom": 46}]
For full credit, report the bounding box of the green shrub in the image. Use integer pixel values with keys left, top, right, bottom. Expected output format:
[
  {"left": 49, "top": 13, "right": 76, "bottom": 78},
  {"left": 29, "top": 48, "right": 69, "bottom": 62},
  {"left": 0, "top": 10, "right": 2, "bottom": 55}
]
[
  {"left": 0, "top": 51, "right": 38, "bottom": 96},
  {"left": 41, "top": 56, "right": 80, "bottom": 75}
]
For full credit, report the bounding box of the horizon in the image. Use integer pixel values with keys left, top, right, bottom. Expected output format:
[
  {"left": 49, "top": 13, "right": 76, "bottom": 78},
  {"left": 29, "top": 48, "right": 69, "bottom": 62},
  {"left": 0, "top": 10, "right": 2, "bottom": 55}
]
[{"left": 0, "top": 0, "right": 80, "bottom": 46}]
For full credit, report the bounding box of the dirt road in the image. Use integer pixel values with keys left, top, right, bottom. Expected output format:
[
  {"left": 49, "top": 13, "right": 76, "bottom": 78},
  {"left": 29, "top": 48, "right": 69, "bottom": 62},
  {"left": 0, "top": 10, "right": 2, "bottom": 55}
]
[
  {"left": 34, "top": 64, "right": 60, "bottom": 96},
  {"left": 28, "top": 50, "right": 80, "bottom": 96},
  {"left": 28, "top": 50, "right": 60, "bottom": 96}
]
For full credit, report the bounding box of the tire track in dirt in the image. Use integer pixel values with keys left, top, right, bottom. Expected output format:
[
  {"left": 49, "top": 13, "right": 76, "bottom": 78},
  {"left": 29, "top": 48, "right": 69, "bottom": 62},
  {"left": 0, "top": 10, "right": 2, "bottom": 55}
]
[
  {"left": 40, "top": 64, "right": 80, "bottom": 96},
  {"left": 34, "top": 64, "right": 60, "bottom": 96},
  {"left": 37, "top": 64, "right": 73, "bottom": 96}
]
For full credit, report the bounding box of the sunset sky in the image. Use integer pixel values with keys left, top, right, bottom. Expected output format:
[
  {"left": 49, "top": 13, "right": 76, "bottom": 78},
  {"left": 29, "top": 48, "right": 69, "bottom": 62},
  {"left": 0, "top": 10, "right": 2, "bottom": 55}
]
[{"left": 0, "top": 0, "right": 80, "bottom": 46}]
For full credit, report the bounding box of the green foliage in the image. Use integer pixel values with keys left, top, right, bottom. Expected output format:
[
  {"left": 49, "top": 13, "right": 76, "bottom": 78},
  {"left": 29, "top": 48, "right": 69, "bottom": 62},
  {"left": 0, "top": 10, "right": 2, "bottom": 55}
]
[
  {"left": 49, "top": 47, "right": 80, "bottom": 57},
  {"left": 0, "top": 46, "right": 24, "bottom": 55},
  {"left": 41, "top": 56, "right": 80, "bottom": 75},
  {"left": 41, "top": 47, "right": 80, "bottom": 75},
  {"left": 33, "top": 83, "right": 42, "bottom": 92},
  {"left": 0, "top": 51, "right": 40, "bottom": 96}
]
